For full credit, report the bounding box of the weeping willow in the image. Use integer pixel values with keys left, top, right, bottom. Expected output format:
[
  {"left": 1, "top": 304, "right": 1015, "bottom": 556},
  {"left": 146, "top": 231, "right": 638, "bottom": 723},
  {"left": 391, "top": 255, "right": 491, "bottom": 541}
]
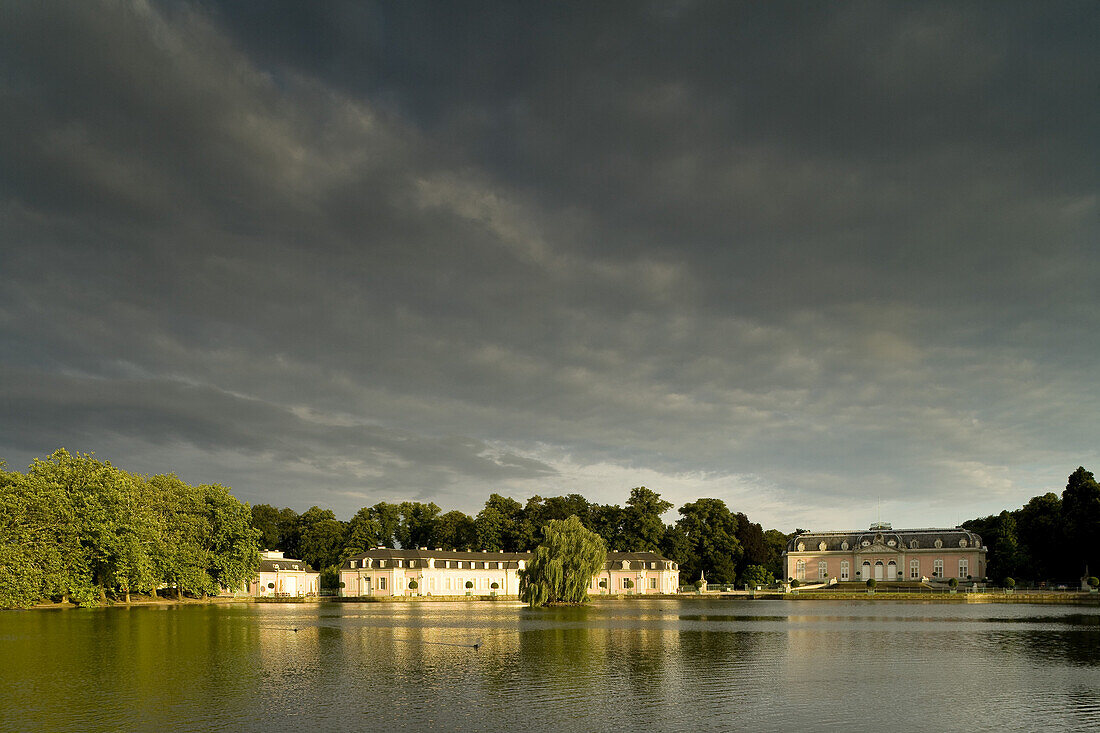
[{"left": 519, "top": 515, "right": 607, "bottom": 607}]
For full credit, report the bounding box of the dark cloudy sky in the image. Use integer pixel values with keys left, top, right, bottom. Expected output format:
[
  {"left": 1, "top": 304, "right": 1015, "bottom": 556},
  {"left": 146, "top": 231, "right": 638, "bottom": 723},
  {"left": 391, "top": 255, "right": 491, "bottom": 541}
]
[{"left": 1, "top": 1, "right": 1098, "bottom": 530}]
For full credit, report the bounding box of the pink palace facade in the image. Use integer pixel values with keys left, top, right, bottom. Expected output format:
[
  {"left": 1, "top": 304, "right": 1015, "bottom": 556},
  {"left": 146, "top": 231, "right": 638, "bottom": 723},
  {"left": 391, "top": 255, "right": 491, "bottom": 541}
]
[
  {"left": 783, "top": 523, "right": 987, "bottom": 583},
  {"left": 338, "top": 548, "right": 679, "bottom": 597}
]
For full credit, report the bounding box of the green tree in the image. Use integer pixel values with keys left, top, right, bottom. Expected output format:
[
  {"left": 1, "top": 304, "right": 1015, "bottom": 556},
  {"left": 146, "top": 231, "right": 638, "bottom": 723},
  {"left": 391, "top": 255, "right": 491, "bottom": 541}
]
[
  {"left": 519, "top": 515, "right": 607, "bottom": 607},
  {"left": 621, "top": 487, "right": 672, "bottom": 552},
  {"left": 343, "top": 506, "right": 383, "bottom": 558},
  {"left": 588, "top": 503, "right": 625, "bottom": 550},
  {"left": 251, "top": 504, "right": 281, "bottom": 550},
  {"left": 741, "top": 564, "right": 774, "bottom": 588},
  {"left": 1016, "top": 492, "right": 1062, "bottom": 581},
  {"left": 396, "top": 501, "right": 441, "bottom": 549},
  {"left": 659, "top": 525, "right": 693, "bottom": 585},
  {"left": 298, "top": 506, "right": 346, "bottom": 570},
  {"left": 475, "top": 494, "right": 523, "bottom": 551},
  {"left": 369, "top": 502, "right": 401, "bottom": 548},
  {"left": 733, "top": 513, "right": 768, "bottom": 576},
  {"left": 762, "top": 529, "right": 790, "bottom": 580},
  {"left": 1062, "top": 467, "right": 1100, "bottom": 577},
  {"left": 673, "top": 498, "right": 742, "bottom": 584},
  {"left": 435, "top": 510, "right": 477, "bottom": 550}
]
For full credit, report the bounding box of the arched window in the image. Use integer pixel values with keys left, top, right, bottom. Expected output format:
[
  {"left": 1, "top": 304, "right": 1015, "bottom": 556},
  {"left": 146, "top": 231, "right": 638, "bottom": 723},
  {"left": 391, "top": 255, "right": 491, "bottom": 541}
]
[
  {"left": 910, "top": 559, "right": 919, "bottom": 579},
  {"left": 818, "top": 561, "right": 828, "bottom": 579},
  {"left": 933, "top": 559, "right": 944, "bottom": 578},
  {"left": 959, "top": 559, "right": 968, "bottom": 578},
  {"left": 795, "top": 560, "right": 805, "bottom": 580},
  {"left": 840, "top": 561, "right": 850, "bottom": 581}
]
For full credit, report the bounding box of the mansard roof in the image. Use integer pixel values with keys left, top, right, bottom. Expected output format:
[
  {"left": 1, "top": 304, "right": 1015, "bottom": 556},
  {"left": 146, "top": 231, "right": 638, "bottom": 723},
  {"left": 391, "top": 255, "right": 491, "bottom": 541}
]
[
  {"left": 785, "top": 525, "right": 984, "bottom": 553},
  {"left": 340, "top": 548, "right": 676, "bottom": 570},
  {"left": 257, "top": 558, "right": 315, "bottom": 573}
]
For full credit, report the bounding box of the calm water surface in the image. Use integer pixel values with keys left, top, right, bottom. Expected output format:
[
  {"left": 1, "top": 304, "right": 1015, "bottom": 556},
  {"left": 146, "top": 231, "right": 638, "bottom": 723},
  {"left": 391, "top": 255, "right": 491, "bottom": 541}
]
[{"left": 2, "top": 599, "right": 1099, "bottom": 732}]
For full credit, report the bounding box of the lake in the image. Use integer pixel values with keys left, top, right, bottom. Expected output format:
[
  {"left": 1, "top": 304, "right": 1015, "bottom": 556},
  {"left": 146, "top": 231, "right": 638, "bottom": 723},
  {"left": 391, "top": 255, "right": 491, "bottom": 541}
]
[{"left": 2, "top": 599, "right": 1098, "bottom": 732}]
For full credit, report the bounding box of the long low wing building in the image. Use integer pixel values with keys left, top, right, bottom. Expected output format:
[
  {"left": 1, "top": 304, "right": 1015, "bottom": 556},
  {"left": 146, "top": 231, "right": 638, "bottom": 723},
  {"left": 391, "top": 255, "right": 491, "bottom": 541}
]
[
  {"left": 782, "top": 522, "right": 987, "bottom": 583},
  {"left": 338, "top": 548, "right": 679, "bottom": 597}
]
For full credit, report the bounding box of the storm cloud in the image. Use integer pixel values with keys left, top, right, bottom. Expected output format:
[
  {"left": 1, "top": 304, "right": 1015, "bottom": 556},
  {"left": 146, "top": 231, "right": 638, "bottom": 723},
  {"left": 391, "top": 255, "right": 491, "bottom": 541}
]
[{"left": 1, "top": 1, "right": 1097, "bottom": 529}]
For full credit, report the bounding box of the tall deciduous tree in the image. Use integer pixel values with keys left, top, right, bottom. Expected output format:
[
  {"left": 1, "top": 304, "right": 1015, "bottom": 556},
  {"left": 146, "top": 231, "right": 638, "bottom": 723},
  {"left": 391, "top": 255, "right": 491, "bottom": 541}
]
[
  {"left": 674, "top": 498, "right": 743, "bottom": 584},
  {"left": 475, "top": 494, "right": 523, "bottom": 551},
  {"left": 435, "top": 510, "right": 477, "bottom": 550},
  {"left": 621, "top": 487, "right": 672, "bottom": 552},
  {"left": 519, "top": 515, "right": 607, "bottom": 607},
  {"left": 396, "top": 501, "right": 441, "bottom": 549},
  {"left": 343, "top": 506, "right": 383, "bottom": 557},
  {"left": 1063, "top": 467, "right": 1100, "bottom": 577}
]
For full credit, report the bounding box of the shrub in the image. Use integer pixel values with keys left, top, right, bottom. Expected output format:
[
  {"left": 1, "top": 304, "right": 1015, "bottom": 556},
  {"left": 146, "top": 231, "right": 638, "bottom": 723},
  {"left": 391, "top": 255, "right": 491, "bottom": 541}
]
[
  {"left": 624, "top": 579, "right": 634, "bottom": 589},
  {"left": 790, "top": 579, "right": 801, "bottom": 589},
  {"left": 408, "top": 580, "right": 418, "bottom": 590},
  {"left": 465, "top": 580, "right": 474, "bottom": 589},
  {"left": 1089, "top": 577, "right": 1099, "bottom": 589},
  {"left": 267, "top": 582, "right": 274, "bottom": 590},
  {"left": 693, "top": 579, "right": 704, "bottom": 590},
  {"left": 866, "top": 578, "right": 876, "bottom": 590},
  {"left": 490, "top": 582, "right": 499, "bottom": 589},
  {"left": 1004, "top": 577, "right": 1015, "bottom": 589},
  {"left": 948, "top": 577, "right": 959, "bottom": 589},
  {"left": 339, "top": 581, "right": 346, "bottom": 589},
  {"left": 598, "top": 580, "right": 607, "bottom": 588}
]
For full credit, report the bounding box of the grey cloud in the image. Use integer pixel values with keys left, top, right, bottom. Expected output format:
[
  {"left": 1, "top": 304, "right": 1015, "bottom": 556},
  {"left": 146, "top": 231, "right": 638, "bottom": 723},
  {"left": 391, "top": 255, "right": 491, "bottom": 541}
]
[{"left": 1, "top": 1, "right": 1097, "bottom": 526}]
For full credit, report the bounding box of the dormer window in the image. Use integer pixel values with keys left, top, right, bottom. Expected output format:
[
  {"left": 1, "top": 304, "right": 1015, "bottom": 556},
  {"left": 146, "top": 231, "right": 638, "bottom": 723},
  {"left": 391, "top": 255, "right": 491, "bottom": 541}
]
[
  {"left": 934, "top": 539, "right": 943, "bottom": 549},
  {"left": 350, "top": 561, "right": 357, "bottom": 569},
  {"left": 379, "top": 560, "right": 386, "bottom": 568},
  {"left": 841, "top": 541, "right": 849, "bottom": 550},
  {"left": 819, "top": 542, "right": 827, "bottom": 551},
  {"left": 861, "top": 540, "right": 870, "bottom": 547},
  {"left": 273, "top": 564, "right": 279, "bottom": 571},
  {"left": 959, "top": 539, "right": 968, "bottom": 548},
  {"left": 796, "top": 542, "right": 805, "bottom": 552},
  {"left": 887, "top": 540, "right": 896, "bottom": 547},
  {"left": 910, "top": 540, "right": 919, "bottom": 549}
]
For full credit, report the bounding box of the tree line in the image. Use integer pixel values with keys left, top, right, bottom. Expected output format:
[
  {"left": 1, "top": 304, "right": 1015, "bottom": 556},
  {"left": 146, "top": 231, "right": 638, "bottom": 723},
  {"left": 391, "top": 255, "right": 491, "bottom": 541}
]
[
  {"left": 963, "top": 467, "right": 1100, "bottom": 585},
  {"left": 251, "top": 487, "right": 790, "bottom": 589},
  {"left": 0, "top": 450, "right": 259, "bottom": 609}
]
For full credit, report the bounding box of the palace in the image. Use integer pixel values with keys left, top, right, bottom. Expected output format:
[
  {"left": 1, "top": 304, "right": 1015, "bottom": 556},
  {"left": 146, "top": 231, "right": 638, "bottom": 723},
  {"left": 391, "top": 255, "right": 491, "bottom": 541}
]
[
  {"left": 338, "top": 548, "right": 679, "bottom": 597},
  {"left": 782, "top": 523, "right": 987, "bottom": 583},
  {"left": 247, "top": 550, "right": 321, "bottom": 597}
]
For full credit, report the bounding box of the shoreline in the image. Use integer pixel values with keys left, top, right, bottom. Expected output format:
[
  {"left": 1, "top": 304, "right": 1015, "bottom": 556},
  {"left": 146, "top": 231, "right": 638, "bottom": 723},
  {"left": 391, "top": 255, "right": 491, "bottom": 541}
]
[{"left": 15, "top": 590, "right": 1100, "bottom": 610}]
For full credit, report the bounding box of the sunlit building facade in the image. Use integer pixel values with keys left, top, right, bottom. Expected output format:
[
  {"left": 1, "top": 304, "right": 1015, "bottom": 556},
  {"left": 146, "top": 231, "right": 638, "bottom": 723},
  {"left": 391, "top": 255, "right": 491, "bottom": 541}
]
[
  {"left": 247, "top": 550, "right": 321, "bottom": 597},
  {"left": 782, "top": 523, "right": 986, "bottom": 583},
  {"left": 338, "top": 548, "right": 679, "bottom": 597}
]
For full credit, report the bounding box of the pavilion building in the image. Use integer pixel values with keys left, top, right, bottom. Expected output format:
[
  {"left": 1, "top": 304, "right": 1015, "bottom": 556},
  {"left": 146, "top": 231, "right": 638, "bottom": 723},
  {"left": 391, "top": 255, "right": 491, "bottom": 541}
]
[
  {"left": 338, "top": 548, "right": 679, "bottom": 597},
  {"left": 782, "top": 523, "right": 987, "bottom": 583}
]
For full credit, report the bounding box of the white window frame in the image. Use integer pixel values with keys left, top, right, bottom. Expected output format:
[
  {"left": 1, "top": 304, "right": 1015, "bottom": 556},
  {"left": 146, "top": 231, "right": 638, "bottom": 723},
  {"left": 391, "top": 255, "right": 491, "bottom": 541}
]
[
  {"left": 959, "top": 559, "right": 968, "bottom": 578},
  {"left": 910, "top": 559, "right": 919, "bottom": 579},
  {"left": 840, "top": 561, "right": 849, "bottom": 581},
  {"left": 795, "top": 560, "right": 805, "bottom": 580},
  {"left": 933, "top": 559, "right": 943, "bottom": 578},
  {"left": 818, "top": 561, "right": 828, "bottom": 579}
]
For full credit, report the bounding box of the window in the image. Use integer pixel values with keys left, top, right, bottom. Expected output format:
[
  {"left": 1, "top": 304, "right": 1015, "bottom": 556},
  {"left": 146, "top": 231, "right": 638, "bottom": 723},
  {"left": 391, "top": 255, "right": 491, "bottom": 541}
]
[
  {"left": 910, "top": 559, "right": 919, "bottom": 579},
  {"left": 621, "top": 578, "right": 630, "bottom": 589},
  {"left": 350, "top": 560, "right": 356, "bottom": 569},
  {"left": 378, "top": 577, "right": 386, "bottom": 590},
  {"left": 840, "top": 561, "right": 849, "bottom": 581},
  {"left": 795, "top": 560, "right": 805, "bottom": 580},
  {"left": 379, "top": 560, "right": 386, "bottom": 568},
  {"left": 959, "top": 559, "right": 968, "bottom": 578},
  {"left": 650, "top": 577, "right": 657, "bottom": 589},
  {"left": 933, "top": 559, "right": 943, "bottom": 578},
  {"left": 818, "top": 561, "right": 828, "bottom": 579}
]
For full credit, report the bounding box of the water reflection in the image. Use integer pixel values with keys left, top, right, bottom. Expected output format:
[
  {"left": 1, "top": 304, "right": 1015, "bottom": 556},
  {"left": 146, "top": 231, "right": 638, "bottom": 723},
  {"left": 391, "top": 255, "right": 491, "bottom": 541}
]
[{"left": 3, "top": 600, "right": 1100, "bottom": 732}]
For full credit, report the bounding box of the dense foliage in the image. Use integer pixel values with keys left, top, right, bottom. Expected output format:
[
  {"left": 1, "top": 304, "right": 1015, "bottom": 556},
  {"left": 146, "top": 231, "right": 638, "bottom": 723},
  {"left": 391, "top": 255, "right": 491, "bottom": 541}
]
[
  {"left": 519, "top": 516, "right": 607, "bottom": 606},
  {"left": 0, "top": 450, "right": 259, "bottom": 609},
  {"left": 250, "top": 486, "right": 791, "bottom": 590},
  {"left": 964, "top": 467, "right": 1100, "bottom": 584}
]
